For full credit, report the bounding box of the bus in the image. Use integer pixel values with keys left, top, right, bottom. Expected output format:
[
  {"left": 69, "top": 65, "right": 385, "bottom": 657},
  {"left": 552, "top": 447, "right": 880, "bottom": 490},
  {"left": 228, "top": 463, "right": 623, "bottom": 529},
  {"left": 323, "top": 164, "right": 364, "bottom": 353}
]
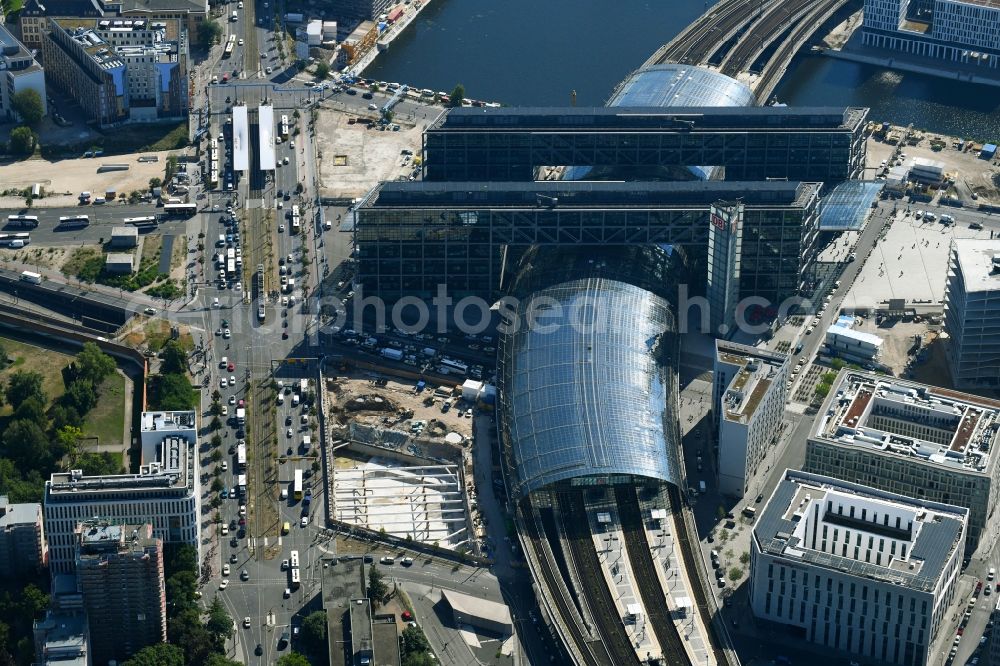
[
  {"left": 162, "top": 203, "right": 196, "bottom": 217},
  {"left": 290, "top": 567, "right": 301, "bottom": 590},
  {"left": 293, "top": 469, "right": 303, "bottom": 500},
  {"left": 236, "top": 442, "right": 246, "bottom": 470},
  {"left": 57, "top": 215, "right": 90, "bottom": 229},
  {"left": 123, "top": 215, "right": 157, "bottom": 227},
  {"left": 289, "top": 550, "right": 300, "bottom": 570},
  {"left": 223, "top": 34, "right": 236, "bottom": 59},
  {"left": 0, "top": 231, "right": 31, "bottom": 247},
  {"left": 6, "top": 215, "right": 38, "bottom": 229},
  {"left": 280, "top": 114, "right": 289, "bottom": 137},
  {"left": 440, "top": 357, "right": 468, "bottom": 375}
]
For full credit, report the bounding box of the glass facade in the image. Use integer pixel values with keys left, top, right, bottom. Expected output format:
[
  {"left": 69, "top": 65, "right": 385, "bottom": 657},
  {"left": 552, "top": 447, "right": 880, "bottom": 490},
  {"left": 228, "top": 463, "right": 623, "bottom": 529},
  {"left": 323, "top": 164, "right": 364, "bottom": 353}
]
[
  {"left": 423, "top": 106, "right": 868, "bottom": 184},
  {"left": 355, "top": 181, "right": 820, "bottom": 305},
  {"left": 497, "top": 273, "right": 683, "bottom": 498}
]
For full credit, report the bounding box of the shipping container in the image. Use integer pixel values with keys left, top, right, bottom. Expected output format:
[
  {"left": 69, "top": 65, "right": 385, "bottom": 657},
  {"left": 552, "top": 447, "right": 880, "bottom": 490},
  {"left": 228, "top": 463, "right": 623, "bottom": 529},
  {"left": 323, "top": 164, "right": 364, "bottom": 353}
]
[{"left": 381, "top": 347, "right": 403, "bottom": 361}]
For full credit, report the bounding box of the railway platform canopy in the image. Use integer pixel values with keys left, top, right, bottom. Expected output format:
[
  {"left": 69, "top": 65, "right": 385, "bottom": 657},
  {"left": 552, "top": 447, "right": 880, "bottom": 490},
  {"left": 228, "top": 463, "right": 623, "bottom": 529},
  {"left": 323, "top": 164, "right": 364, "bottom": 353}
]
[
  {"left": 232, "top": 105, "right": 249, "bottom": 173},
  {"left": 257, "top": 104, "right": 276, "bottom": 171},
  {"left": 498, "top": 275, "right": 682, "bottom": 498}
]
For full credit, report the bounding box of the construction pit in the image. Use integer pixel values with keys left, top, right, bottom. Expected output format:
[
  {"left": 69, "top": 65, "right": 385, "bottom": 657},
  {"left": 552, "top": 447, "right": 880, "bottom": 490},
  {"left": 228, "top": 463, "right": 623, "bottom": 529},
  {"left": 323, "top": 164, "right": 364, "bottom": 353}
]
[{"left": 322, "top": 370, "right": 485, "bottom": 553}]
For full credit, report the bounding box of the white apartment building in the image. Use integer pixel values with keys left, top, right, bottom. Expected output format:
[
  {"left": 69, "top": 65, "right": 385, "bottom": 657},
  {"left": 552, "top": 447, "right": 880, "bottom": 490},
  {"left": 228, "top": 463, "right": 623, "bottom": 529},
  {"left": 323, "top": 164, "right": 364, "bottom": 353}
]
[
  {"left": 714, "top": 340, "right": 788, "bottom": 498},
  {"left": 750, "top": 470, "right": 967, "bottom": 666},
  {"left": 0, "top": 24, "right": 47, "bottom": 123},
  {"left": 805, "top": 370, "right": 1000, "bottom": 552},
  {"left": 944, "top": 239, "right": 1000, "bottom": 389},
  {"left": 44, "top": 420, "right": 201, "bottom": 574},
  {"left": 862, "top": 0, "right": 1000, "bottom": 69}
]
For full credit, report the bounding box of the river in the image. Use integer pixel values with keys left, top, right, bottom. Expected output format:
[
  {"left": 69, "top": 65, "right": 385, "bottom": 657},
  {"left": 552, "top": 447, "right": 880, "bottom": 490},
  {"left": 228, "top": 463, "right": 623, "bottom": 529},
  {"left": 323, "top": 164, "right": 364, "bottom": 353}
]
[{"left": 365, "top": 0, "right": 1000, "bottom": 138}]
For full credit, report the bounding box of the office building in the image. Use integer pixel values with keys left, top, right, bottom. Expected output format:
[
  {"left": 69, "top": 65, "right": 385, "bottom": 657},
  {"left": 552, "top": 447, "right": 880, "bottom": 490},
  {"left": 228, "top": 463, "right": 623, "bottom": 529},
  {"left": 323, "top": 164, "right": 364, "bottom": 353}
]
[
  {"left": 862, "top": 0, "right": 1000, "bottom": 70},
  {"left": 41, "top": 17, "right": 188, "bottom": 126},
  {"left": 422, "top": 106, "right": 868, "bottom": 183},
  {"left": 750, "top": 470, "right": 966, "bottom": 666},
  {"left": 0, "top": 25, "right": 47, "bottom": 124},
  {"left": 354, "top": 180, "right": 821, "bottom": 307},
  {"left": 714, "top": 341, "right": 789, "bottom": 498},
  {"left": 0, "top": 495, "right": 46, "bottom": 576},
  {"left": 804, "top": 370, "right": 1000, "bottom": 551},
  {"left": 75, "top": 520, "right": 166, "bottom": 664},
  {"left": 20, "top": 0, "right": 206, "bottom": 50},
  {"left": 944, "top": 239, "right": 1000, "bottom": 389},
  {"left": 44, "top": 427, "right": 201, "bottom": 574}
]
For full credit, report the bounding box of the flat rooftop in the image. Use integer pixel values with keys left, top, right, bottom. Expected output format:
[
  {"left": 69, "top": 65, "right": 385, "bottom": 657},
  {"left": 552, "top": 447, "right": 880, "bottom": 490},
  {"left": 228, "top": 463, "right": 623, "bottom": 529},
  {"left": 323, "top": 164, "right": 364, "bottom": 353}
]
[
  {"left": 321, "top": 558, "right": 366, "bottom": 666},
  {"left": 349, "top": 598, "right": 373, "bottom": 665},
  {"left": 140, "top": 410, "right": 196, "bottom": 433},
  {"left": 951, "top": 239, "right": 1000, "bottom": 293},
  {"left": 0, "top": 496, "right": 39, "bottom": 528},
  {"left": 365, "top": 180, "right": 817, "bottom": 209},
  {"left": 48, "top": 434, "right": 194, "bottom": 496},
  {"left": 716, "top": 340, "right": 787, "bottom": 423},
  {"left": 755, "top": 470, "right": 967, "bottom": 592},
  {"left": 812, "top": 370, "right": 1000, "bottom": 474},
  {"left": 430, "top": 106, "right": 867, "bottom": 131}
]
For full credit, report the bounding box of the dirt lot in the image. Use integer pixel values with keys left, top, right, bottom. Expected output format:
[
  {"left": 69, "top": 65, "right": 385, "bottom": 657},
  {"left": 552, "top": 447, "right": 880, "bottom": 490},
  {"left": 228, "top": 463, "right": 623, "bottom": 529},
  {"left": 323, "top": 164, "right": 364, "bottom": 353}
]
[
  {"left": 0, "top": 149, "right": 190, "bottom": 208},
  {"left": 324, "top": 371, "right": 474, "bottom": 439},
  {"left": 0, "top": 245, "right": 72, "bottom": 270},
  {"left": 865, "top": 129, "right": 1000, "bottom": 203},
  {"left": 315, "top": 108, "right": 427, "bottom": 199}
]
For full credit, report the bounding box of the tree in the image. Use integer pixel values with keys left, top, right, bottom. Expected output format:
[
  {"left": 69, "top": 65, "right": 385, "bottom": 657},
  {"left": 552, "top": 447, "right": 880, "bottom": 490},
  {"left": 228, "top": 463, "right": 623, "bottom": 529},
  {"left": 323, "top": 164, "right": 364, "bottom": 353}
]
[
  {"left": 11, "top": 90, "right": 44, "bottom": 126},
  {"left": 76, "top": 342, "right": 116, "bottom": 385},
  {"left": 814, "top": 383, "right": 831, "bottom": 400},
  {"left": 154, "top": 372, "right": 197, "bottom": 409},
  {"left": 168, "top": 607, "right": 215, "bottom": 665},
  {"left": 211, "top": 434, "right": 223, "bottom": 448},
  {"left": 277, "top": 654, "right": 311, "bottom": 666},
  {"left": 300, "top": 611, "right": 328, "bottom": 656},
  {"left": 0, "top": 419, "right": 51, "bottom": 470},
  {"left": 368, "top": 566, "right": 389, "bottom": 607},
  {"left": 55, "top": 425, "right": 84, "bottom": 461},
  {"left": 728, "top": 566, "right": 743, "bottom": 582},
  {"left": 205, "top": 598, "right": 233, "bottom": 643},
  {"left": 77, "top": 452, "right": 124, "bottom": 476},
  {"left": 740, "top": 551, "right": 750, "bottom": 565},
  {"left": 204, "top": 655, "right": 243, "bottom": 666},
  {"left": 210, "top": 477, "right": 223, "bottom": 492},
  {"left": 160, "top": 340, "right": 188, "bottom": 374},
  {"left": 122, "top": 643, "right": 186, "bottom": 666},
  {"left": 5, "top": 370, "right": 46, "bottom": 410},
  {"left": 50, "top": 404, "right": 82, "bottom": 430},
  {"left": 14, "top": 396, "right": 47, "bottom": 426},
  {"left": 149, "top": 177, "right": 162, "bottom": 190},
  {"left": 197, "top": 19, "right": 222, "bottom": 45},
  {"left": 8, "top": 126, "right": 36, "bottom": 156},
  {"left": 211, "top": 389, "right": 222, "bottom": 403},
  {"left": 315, "top": 61, "right": 330, "bottom": 79},
  {"left": 448, "top": 84, "right": 465, "bottom": 108},
  {"left": 209, "top": 401, "right": 222, "bottom": 416},
  {"left": 210, "top": 416, "right": 222, "bottom": 432},
  {"left": 210, "top": 449, "right": 222, "bottom": 463},
  {"left": 63, "top": 379, "right": 97, "bottom": 415}
]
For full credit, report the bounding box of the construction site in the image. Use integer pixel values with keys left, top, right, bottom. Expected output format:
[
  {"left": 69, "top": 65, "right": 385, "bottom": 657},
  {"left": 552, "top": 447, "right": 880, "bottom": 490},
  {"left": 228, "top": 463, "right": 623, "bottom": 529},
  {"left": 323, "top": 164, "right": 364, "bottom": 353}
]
[{"left": 320, "top": 367, "right": 490, "bottom": 554}]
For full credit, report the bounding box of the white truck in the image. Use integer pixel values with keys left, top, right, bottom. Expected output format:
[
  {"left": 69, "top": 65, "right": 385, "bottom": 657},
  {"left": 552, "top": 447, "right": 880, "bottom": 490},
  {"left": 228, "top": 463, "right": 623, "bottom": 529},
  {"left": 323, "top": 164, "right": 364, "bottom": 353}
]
[{"left": 19, "top": 270, "right": 41, "bottom": 284}]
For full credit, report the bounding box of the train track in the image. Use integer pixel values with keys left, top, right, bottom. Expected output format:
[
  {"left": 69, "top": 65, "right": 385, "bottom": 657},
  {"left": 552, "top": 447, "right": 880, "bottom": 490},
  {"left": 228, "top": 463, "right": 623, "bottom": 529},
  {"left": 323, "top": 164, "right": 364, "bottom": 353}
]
[
  {"left": 718, "top": 0, "right": 815, "bottom": 76},
  {"left": 753, "top": 0, "right": 850, "bottom": 99},
  {"left": 615, "top": 485, "right": 691, "bottom": 666},
  {"left": 652, "top": 0, "right": 774, "bottom": 67},
  {"left": 558, "top": 492, "right": 642, "bottom": 666},
  {"left": 519, "top": 497, "right": 609, "bottom": 666}
]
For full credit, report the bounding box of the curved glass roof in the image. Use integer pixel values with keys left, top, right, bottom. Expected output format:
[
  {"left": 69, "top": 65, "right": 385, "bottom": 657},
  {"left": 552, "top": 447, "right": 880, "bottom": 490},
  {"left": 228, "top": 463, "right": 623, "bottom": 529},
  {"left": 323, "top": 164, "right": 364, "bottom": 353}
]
[
  {"left": 608, "top": 64, "right": 757, "bottom": 108},
  {"left": 499, "top": 278, "right": 682, "bottom": 497},
  {"left": 566, "top": 64, "right": 757, "bottom": 181}
]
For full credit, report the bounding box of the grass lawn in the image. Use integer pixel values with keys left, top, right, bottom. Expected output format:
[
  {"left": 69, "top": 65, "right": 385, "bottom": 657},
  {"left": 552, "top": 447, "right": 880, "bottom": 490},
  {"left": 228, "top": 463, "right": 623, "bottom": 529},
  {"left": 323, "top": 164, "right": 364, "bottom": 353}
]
[
  {"left": 0, "top": 335, "right": 129, "bottom": 450},
  {"left": 80, "top": 373, "right": 126, "bottom": 450},
  {"left": 99, "top": 122, "right": 189, "bottom": 153},
  {"left": 142, "top": 319, "right": 195, "bottom": 352},
  {"left": 0, "top": 337, "right": 71, "bottom": 418}
]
